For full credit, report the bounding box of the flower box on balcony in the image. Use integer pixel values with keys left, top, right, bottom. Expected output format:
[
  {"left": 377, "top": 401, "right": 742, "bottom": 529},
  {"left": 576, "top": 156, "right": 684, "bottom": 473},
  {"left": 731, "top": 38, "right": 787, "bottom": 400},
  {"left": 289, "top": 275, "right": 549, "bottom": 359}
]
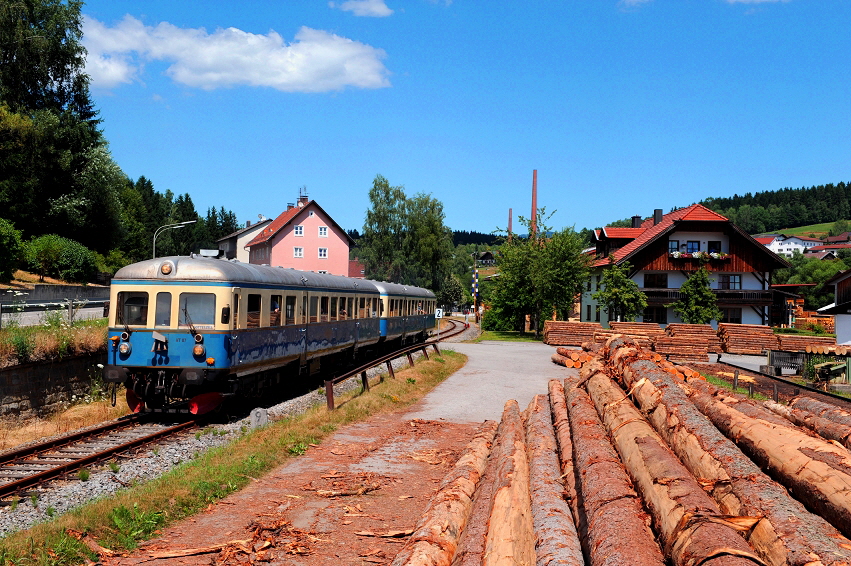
[{"left": 669, "top": 252, "right": 730, "bottom": 260}]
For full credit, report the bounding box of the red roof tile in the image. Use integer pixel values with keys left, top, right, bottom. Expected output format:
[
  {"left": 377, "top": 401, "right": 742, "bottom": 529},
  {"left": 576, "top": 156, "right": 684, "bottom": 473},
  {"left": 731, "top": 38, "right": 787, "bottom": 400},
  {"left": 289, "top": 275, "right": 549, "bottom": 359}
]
[
  {"left": 593, "top": 204, "right": 728, "bottom": 267},
  {"left": 754, "top": 237, "right": 775, "bottom": 245},
  {"left": 601, "top": 227, "right": 645, "bottom": 239},
  {"left": 246, "top": 206, "right": 302, "bottom": 247},
  {"left": 809, "top": 244, "right": 851, "bottom": 251}
]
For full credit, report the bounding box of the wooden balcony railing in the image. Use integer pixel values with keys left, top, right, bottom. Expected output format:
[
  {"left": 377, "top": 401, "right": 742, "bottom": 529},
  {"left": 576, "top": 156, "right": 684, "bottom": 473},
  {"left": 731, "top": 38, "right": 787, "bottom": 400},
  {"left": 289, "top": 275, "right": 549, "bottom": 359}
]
[{"left": 643, "top": 289, "right": 773, "bottom": 305}]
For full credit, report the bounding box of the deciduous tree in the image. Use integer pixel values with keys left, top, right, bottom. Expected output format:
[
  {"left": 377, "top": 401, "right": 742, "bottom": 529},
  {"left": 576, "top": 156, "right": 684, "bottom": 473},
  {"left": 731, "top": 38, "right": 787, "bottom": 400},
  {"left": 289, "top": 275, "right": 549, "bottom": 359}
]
[
  {"left": 669, "top": 265, "right": 722, "bottom": 324},
  {"left": 592, "top": 259, "right": 647, "bottom": 322}
]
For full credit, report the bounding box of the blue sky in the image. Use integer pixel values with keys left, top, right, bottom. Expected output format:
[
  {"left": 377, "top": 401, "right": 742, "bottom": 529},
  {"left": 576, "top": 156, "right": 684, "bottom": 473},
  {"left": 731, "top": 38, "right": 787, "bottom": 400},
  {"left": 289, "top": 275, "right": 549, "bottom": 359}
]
[{"left": 82, "top": 0, "right": 851, "bottom": 236}]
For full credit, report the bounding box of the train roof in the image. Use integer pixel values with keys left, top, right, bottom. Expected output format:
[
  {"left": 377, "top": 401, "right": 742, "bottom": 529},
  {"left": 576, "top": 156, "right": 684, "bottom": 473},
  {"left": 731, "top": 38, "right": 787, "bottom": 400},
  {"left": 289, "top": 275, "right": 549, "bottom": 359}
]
[
  {"left": 113, "top": 256, "right": 378, "bottom": 292},
  {"left": 369, "top": 280, "right": 436, "bottom": 299}
]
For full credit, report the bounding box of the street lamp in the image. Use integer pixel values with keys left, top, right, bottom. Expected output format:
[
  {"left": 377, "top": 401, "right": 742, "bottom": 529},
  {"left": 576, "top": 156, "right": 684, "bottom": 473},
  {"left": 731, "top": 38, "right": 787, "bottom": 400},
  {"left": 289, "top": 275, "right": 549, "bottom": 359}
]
[{"left": 153, "top": 220, "right": 197, "bottom": 258}]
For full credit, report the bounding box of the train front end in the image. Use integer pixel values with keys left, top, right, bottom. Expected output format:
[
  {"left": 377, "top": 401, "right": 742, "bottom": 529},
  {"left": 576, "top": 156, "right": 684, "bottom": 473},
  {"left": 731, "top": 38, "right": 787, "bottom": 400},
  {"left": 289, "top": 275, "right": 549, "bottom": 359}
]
[{"left": 102, "top": 257, "right": 234, "bottom": 414}]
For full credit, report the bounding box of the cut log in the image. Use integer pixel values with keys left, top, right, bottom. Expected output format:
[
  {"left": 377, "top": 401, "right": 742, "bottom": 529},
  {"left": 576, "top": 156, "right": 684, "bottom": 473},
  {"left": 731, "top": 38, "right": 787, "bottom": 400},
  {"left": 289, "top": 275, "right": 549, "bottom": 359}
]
[
  {"left": 391, "top": 420, "right": 498, "bottom": 566},
  {"left": 764, "top": 400, "right": 851, "bottom": 450},
  {"left": 584, "top": 370, "right": 763, "bottom": 566},
  {"left": 682, "top": 380, "right": 851, "bottom": 540},
  {"left": 543, "top": 321, "right": 602, "bottom": 346},
  {"left": 482, "top": 400, "right": 535, "bottom": 566},
  {"left": 604, "top": 340, "right": 851, "bottom": 566},
  {"left": 524, "top": 394, "right": 584, "bottom": 565},
  {"left": 790, "top": 396, "right": 851, "bottom": 429},
  {"left": 548, "top": 379, "right": 582, "bottom": 532},
  {"left": 564, "top": 380, "right": 665, "bottom": 566}
]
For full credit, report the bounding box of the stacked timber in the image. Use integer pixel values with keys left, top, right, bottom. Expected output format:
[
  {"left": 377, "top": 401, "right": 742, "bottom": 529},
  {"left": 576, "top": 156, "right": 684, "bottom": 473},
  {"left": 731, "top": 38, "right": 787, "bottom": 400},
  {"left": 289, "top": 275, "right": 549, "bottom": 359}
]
[
  {"left": 776, "top": 334, "right": 836, "bottom": 352},
  {"left": 602, "top": 336, "right": 851, "bottom": 565},
  {"left": 608, "top": 321, "right": 665, "bottom": 337},
  {"left": 665, "top": 323, "right": 722, "bottom": 353},
  {"left": 593, "top": 330, "right": 653, "bottom": 348},
  {"left": 542, "top": 321, "right": 602, "bottom": 346},
  {"left": 717, "top": 323, "right": 779, "bottom": 354},
  {"left": 551, "top": 347, "right": 595, "bottom": 369},
  {"left": 805, "top": 343, "right": 850, "bottom": 355},
  {"left": 653, "top": 335, "right": 709, "bottom": 363}
]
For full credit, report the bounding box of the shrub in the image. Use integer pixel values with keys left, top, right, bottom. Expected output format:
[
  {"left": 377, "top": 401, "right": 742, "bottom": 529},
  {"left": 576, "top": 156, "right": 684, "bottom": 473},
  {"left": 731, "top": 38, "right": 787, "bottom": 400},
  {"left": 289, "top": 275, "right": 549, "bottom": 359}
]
[
  {"left": 24, "top": 235, "right": 98, "bottom": 283},
  {"left": 0, "top": 218, "right": 23, "bottom": 283}
]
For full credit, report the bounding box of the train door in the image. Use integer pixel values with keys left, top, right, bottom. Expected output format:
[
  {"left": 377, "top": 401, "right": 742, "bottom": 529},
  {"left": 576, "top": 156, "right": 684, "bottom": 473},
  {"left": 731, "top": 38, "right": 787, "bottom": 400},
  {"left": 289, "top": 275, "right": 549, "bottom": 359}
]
[{"left": 299, "top": 292, "right": 308, "bottom": 368}]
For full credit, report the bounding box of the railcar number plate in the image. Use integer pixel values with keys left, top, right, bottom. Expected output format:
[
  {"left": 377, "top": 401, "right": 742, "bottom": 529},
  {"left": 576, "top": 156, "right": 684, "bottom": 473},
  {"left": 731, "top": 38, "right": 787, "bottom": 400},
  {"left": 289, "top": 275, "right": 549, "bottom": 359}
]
[{"left": 435, "top": 308, "right": 444, "bottom": 319}]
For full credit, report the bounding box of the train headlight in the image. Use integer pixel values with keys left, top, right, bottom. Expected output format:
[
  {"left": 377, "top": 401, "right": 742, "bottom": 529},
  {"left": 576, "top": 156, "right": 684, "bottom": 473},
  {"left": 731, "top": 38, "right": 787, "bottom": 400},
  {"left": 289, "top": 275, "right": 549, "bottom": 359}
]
[
  {"left": 118, "top": 342, "right": 132, "bottom": 355},
  {"left": 193, "top": 344, "right": 206, "bottom": 357},
  {"left": 194, "top": 333, "right": 203, "bottom": 343}
]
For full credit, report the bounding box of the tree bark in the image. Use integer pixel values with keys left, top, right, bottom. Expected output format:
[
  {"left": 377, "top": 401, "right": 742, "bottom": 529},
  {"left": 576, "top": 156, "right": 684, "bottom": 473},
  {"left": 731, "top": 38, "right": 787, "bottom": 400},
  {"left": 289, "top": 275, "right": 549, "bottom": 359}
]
[
  {"left": 547, "top": 379, "right": 582, "bottom": 531},
  {"left": 790, "top": 396, "right": 851, "bottom": 429},
  {"left": 584, "top": 369, "right": 764, "bottom": 566},
  {"left": 483, "top": 400, "right": 535, "bottom": 566},
  {"left": 764, "top": 399, "right": 851, "bottom": 450},
  {"left": 605, "top": 340, "right": 851, "bottom": 566},
  {"left": 392, "top": 420, "right": 498, "bottom": 566},
  {"left": 524, "top": 394, "right": 584, "bottom": 565},
  {"left": 683, "top": 380, "right": 851, "bottom": 540},
  {"left": 564, "top": 379, "right": 665, "bottom": 566}
]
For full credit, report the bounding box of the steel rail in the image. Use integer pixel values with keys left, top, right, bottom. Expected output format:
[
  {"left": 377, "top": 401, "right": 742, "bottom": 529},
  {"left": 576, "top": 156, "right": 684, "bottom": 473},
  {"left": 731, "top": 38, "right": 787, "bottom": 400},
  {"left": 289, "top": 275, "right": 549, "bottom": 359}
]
[
  {"left": 324, "top": 319, "right": 466, "bottom": 410},
  {"left": 0, "top": 420, "right": 197, "bottom": 499},
  {"left": 717, "top": 359, "right": 851, "bottom": 409}
]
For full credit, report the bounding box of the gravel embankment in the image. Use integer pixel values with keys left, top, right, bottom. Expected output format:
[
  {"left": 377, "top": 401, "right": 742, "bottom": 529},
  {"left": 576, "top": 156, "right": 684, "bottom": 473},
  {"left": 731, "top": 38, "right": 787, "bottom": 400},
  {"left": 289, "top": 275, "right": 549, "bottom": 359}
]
[{"left": 0, "top": 326, "right": 478, "bottom": 537}]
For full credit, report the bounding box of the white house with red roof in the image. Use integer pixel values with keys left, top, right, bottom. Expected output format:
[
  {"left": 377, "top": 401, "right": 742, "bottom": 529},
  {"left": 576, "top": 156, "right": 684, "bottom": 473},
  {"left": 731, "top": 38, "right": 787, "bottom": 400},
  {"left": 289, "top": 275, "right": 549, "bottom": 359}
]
[
  {"left": 245, "top": 194, "right": 355, "bottom": 277},
  {"left": 583, "top": 205, "right": 790, "bottom": 328},
  {"left": 762, "top": 235, "right": 823, "bottom": 257}
]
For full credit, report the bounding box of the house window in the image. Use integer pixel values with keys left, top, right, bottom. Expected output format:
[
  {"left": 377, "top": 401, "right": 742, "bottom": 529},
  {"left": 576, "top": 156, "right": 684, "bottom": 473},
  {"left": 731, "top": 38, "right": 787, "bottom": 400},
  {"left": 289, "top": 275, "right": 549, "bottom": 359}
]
[
  {"left": 668, "top": 240, "right": 679, "bottom": 253},
  {"left": 294, "top": 247, "right": 303, "bottom": 258},
  {"left": 718, "top": 274, "right": 741, "bottom": 290},
  {"left": 309, "top": 211, "right": 315, "bottom": 217},
  {"left": 586, "top": 305, "right": 591, "bottom": 321},
  {"left": 643, "top": 273, "right": 668, "bottom": 288},
  {"left": 721, "top": 307, "right": 742, "bottom": 324},
  {"left": 294, "top": 225, "right": 304, "bottom": 237},
  {"left": 318, "top": 248, "right": 328, "bottom": 259},
  {"left": 708, "top": 241, "right": 721, "bottom": 253},
  {"left": 319, "top": 226, "right": 328, "bottom": 237},
  {"left": 687, "top": 241, "right": 700, "bottom": 253},
  {"left": 643, "top": 306, "right": 667, "bottom": 324}
]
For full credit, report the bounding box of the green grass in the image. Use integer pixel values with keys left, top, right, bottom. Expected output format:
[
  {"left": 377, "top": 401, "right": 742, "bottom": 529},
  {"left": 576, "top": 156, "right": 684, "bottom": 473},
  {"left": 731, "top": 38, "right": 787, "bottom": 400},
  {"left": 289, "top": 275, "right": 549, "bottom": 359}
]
[
  {"left": 765, "top": 221, "right": 837, "bottom": 238},
  {"left": 0, "top": 350, "right": 467, "bottom": 565},
  {"left": 773, "top": 327, "right": 835, "bottom": 337},
  {"left": 704, "top": 374, "right": 770, "bottom": 401},
  {"left": 475, "top": 330, "right": 544, "bottom": 342}
]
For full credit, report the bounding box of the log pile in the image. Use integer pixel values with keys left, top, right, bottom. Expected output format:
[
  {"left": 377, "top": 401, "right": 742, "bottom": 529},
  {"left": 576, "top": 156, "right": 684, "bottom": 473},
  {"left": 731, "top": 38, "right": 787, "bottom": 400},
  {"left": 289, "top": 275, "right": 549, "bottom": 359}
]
[
  {"left": 665, "top": 323, "right": 723, "bottom": 353},
  {"left": 551, "top": 347, "right": 596, "bottom": 369},
  {"left": 593, "top": 330, "right": 654, "bottom": 348},
  {"left": 776, "top": 334, "right": 836, "bottom": 352},
  {"left": 805, "top": 343, "right": 850, "bottom": 355},
  {"left": 718, "top": 323, "right": 779, "bottom": 354},
  {"left": 608, "top": 321, "right": 665, "bottom": 337},
  {"left": 653, "top": 335, "right": 709, "bottom": 363},
  {"left": 542, "top": 321, "right": 602, "bottom": 346},
  {"left": 394, "top": 337, "right": 851, "bottom": 564}
]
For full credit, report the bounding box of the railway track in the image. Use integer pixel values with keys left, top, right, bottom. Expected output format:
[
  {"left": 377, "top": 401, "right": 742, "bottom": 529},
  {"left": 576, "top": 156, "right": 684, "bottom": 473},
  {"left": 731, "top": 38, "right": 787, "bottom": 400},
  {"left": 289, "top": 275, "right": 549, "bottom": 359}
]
[{"left": 0, "top": 416, "right": 197, "bottom": 502}]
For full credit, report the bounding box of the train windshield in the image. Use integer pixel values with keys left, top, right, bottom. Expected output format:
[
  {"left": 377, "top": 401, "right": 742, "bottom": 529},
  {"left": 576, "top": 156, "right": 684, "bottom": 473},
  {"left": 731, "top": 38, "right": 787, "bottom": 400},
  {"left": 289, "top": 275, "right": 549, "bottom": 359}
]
[
  {"left": 178, "top": 293, "right": 216, "bottom": 328},
  {"left": 117, "top": 292, "right": 148, "bottom": 326}
]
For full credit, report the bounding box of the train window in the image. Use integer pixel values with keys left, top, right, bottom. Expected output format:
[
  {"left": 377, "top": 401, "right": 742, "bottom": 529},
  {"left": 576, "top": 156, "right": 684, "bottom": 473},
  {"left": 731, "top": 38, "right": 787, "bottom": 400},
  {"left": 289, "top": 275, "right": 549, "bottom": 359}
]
[
  {"left": 246, "top": 294, "right": 261, "bottom": 328},
  {"left": 155, "top": 292, "right": 172, "bottom": 327},
  {"left": 179, "top": 293, "right": 216, "bottom": 328},
  {"left": 309, "top": 296, "right": 318, "bottom": 323},
  {"left": 339, "top": 296, "right": 348, "bottom": 319},
  {"left": 370, "top": 298, "right": 377, "bottom": 317},
  {"left": 117, "top": 292, "right": 148, "bottom": 326},
  {"left": 348, "top": 297, "right": 355, "bottom": 319},
  {"left": 330, "top": 297, "right": 338, "bottom": 319},
  {"left": 379, "top": 300, "right": 385, "bottom": 316},
  {"left": 233, "top": 294, "right": 240, "bottom": 328},
  {"left": 320, "top": 296, "right": 329, "bottom": 322},
  {"left": 359, "top": 297, "right": 366, "bottom": 318},
  {"left": 285, "top": 296, "right": 296, "bottom": 325},
  {"left": 302, "top": 296, "right": 308, "bottom": 324},
  {"left": 271, "top": 294, "right": 282, "bottom": 327}
]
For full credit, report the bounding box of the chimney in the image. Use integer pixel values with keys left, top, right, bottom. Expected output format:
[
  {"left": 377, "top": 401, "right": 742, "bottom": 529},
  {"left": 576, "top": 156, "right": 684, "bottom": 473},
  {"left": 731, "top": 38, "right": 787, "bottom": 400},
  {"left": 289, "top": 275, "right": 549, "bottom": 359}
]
[
  {"left": 631, "top": 215, "right": 642, "bottom": 228},
  {"left": 531, "top": 170, "right": 537, "bottom": 237},
  {"left": 287, "top": 202, "right": 295, "bottom": 210},
  {"left": 653, "top": 209, "right": 663, "bottom": 225},
  {"left": 508, "top": 208, "right": 513, "bottom": 233},
  {"left": 246, "top": 220, "right": 251, "bottom": 228}
]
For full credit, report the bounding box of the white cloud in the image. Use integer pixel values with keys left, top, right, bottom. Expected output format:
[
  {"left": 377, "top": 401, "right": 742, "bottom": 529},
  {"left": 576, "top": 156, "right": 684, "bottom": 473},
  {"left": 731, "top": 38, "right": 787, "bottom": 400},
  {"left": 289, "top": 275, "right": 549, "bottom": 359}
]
[
  {"left": 83, "top": 15, "right": 391, "bottom": 92},
  {"left": 331, "top": 0, "right": 394, "bottom": 17}
]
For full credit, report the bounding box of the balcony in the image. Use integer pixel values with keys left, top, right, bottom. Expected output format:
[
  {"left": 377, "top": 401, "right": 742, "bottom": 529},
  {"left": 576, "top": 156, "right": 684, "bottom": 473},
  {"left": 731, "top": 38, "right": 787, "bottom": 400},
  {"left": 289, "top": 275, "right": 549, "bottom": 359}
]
[
  {"left": 643, "top": 289, "right": 773, "bottom": 306},
  {"left": 669, "top": 251, "right": 729, "bottom": 260}
]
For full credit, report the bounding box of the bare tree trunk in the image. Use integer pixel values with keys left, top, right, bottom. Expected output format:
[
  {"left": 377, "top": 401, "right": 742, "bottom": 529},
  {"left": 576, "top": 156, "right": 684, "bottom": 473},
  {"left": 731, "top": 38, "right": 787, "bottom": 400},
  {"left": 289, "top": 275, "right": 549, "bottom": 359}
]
[
  {"left": 392, "top": 421, "right": 498, "bottom": 566},
  {"left": 564, "top": 379, "right": 665, "bottom": 566},
  {"left": 683, "top": 380, "right": 851, "bottom": 540},
  {"left": 764, "top": 399, "right": 851, "bottom": 449},
  {"left": 604, "top": 339, "right": 851, "bottom": 565},
  {"left": 583, "top": 368, "right": 763, "bottom": 566},
  {"left": 524, "top": 394, "right": 584, "bottom": 565}
]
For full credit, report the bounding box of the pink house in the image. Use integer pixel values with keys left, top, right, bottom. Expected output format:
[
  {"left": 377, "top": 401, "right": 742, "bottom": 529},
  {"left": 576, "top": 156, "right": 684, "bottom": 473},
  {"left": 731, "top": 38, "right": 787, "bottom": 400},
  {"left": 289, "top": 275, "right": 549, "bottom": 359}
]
[{"left": 246, "top": 195, "right": 354, "bottom": 276}]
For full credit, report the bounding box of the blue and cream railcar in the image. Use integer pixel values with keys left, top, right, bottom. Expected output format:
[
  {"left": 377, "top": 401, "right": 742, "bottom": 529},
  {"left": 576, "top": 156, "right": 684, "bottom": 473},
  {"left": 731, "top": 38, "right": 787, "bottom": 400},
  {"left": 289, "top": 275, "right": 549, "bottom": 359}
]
[
  {"left": 373, "top": 282, "right": 437, "bottom": 345},
  {"left": 103, "top": 256, "right": 384, "bottom": 412}
]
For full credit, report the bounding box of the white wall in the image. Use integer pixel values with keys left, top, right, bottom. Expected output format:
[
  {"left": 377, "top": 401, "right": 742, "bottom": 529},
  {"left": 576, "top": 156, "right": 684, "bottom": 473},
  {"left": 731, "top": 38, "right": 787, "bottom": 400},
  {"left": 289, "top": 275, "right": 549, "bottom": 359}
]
[{"left": 836, "top": 315, "right": 851, "bottom": 345}]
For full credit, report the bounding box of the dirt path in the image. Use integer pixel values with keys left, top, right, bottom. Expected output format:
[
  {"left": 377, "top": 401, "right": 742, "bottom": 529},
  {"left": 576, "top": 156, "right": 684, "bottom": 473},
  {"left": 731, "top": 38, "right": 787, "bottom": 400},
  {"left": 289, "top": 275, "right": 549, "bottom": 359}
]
[{"left": 107, "top": 410, "right": 479, "bottom": 565}]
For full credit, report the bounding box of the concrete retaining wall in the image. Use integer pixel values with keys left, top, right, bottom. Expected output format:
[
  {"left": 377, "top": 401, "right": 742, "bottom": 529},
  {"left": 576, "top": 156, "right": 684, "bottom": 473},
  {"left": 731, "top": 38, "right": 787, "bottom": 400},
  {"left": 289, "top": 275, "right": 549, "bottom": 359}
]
[
  {"left": 0, "top": 354, "right": 104, "bottom": 419},
  {"left": 0, "top": 284, "right": 109, "bottom": 304}
]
